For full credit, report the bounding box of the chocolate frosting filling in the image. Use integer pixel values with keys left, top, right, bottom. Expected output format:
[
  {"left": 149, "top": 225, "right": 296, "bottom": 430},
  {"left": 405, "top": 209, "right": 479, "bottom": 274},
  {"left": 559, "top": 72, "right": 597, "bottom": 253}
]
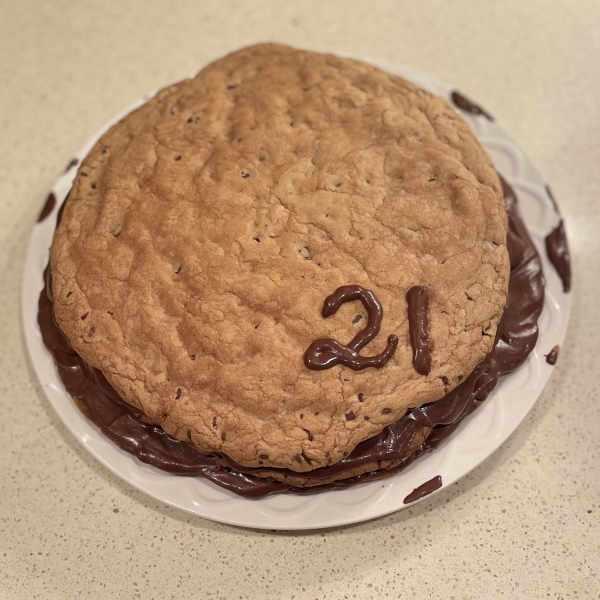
[{"left": 38, "top": 175, "right": 545, "bottom": 498}]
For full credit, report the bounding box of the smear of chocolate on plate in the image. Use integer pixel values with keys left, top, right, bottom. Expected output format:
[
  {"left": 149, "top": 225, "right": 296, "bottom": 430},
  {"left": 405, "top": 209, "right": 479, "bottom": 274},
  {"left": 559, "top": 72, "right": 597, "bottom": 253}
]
[
  {"left": 63, "top": 157, "right": 79, "bottom": 173},
  {"left": 545, "top": 185, "right": 561, "bottom": 215},
  {"left": 451, "top": 91, "right": 493, "bottom": 120},
  {"left": 403, "top": 475, "right": 443, "bottom": 504},
  {"left": 545, "top": 220, "right": 571, "bottom": 292},
  {"left": 37, "top": 192, "right": 56, "bottom": 222},
  {"left": 545, "top": 345, "right": 560, "bottom": 365}
]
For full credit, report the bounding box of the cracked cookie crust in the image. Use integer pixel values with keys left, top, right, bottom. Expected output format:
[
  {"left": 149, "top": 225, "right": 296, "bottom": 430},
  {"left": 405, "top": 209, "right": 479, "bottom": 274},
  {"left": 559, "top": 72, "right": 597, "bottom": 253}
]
[{"left": 50, "top": 44, "right": 509, "bottom": 472}]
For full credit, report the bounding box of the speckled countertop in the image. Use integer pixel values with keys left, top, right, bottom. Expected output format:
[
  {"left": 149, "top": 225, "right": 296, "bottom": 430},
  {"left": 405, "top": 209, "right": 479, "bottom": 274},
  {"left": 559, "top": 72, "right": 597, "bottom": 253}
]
[{"left": 1, "top": 1, "right": 599, "bottom": 598}]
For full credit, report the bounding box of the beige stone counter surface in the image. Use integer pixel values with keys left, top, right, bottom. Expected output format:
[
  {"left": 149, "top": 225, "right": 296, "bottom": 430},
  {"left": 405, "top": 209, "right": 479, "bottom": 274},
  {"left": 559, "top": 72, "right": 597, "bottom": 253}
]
[{"left": 1, "top": 1, "right": 598, "bottom": 598}]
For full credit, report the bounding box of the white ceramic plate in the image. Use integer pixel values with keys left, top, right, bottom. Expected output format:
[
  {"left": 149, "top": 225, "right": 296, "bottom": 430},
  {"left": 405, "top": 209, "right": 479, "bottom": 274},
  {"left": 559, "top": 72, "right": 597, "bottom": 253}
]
[{"left": 22, "top": 60, "right": 571, "bottom": 530}]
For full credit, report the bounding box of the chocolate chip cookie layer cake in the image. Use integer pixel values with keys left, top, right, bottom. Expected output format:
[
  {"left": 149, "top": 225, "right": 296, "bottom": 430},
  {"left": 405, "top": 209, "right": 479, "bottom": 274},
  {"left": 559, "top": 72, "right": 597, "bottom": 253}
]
[{"left": 40, "top": 44, "right": 544, "bottom": 497}]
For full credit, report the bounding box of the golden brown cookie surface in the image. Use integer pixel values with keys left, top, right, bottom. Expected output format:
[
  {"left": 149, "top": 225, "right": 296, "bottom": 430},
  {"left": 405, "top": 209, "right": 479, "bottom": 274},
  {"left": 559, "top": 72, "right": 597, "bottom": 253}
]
[{"left": 50, "top": 44, "right": 509, "bottom": 472}]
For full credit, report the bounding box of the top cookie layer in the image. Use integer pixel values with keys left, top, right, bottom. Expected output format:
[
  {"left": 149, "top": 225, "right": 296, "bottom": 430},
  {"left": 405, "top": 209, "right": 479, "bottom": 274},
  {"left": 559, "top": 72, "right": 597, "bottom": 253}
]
[{"left": 50, "top": 44, "right": 509, "bottom": 472}]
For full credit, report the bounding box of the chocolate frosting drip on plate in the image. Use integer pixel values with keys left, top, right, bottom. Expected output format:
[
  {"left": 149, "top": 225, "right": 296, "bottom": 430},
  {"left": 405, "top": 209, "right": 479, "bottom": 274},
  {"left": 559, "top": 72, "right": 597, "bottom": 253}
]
[
  {"left": 545, "top": 185, "right": 561, "bottom": 215},
  {"left": 546, "top": 345, "right": 560, "bottom": 365},
  {"left": 545, "top": 220, "right": 571, "bottom": 292},
  {"left": 63, "top": 157, "right": 79, "bottom": 173},
  {"left": 37, "top": 192, "right": 56, "bottom": 223},
  {"left": 403, "top": 475, "right": 443, "bottom": 504},
  {"left": 451, "top": 91, "right": 493, "bottom": 121},
  {"left": 39, "top": 176, "right": 545, "bottom": 498}
]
